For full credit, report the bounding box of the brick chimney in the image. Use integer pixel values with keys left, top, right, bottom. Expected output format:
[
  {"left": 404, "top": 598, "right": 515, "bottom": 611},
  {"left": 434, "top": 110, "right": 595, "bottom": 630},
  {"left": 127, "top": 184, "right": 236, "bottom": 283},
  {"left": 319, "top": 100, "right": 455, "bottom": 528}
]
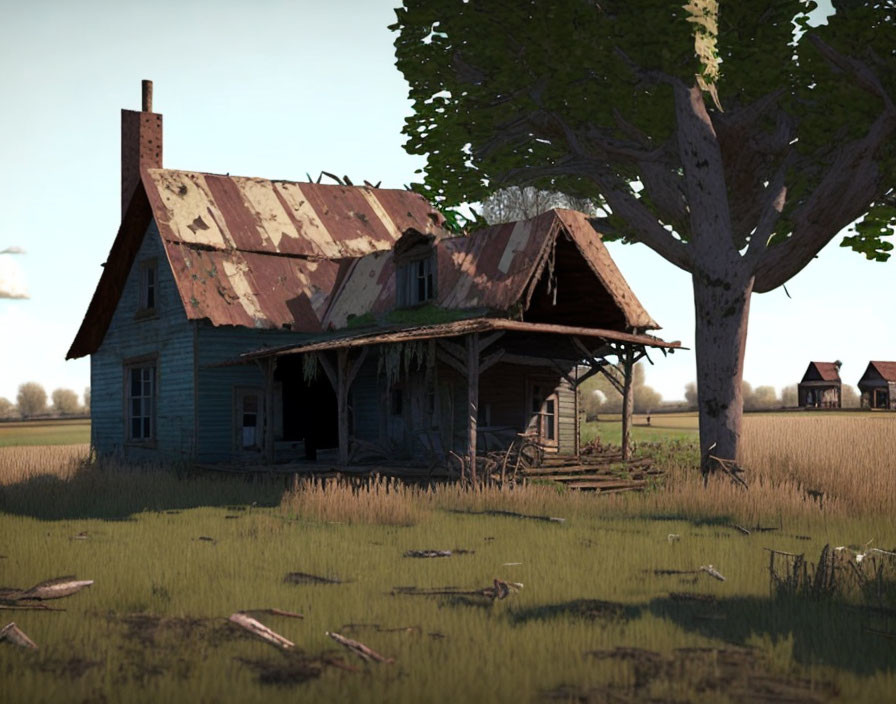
[{"left": 121, "top": 79, "right": 162, "bottom": 218}]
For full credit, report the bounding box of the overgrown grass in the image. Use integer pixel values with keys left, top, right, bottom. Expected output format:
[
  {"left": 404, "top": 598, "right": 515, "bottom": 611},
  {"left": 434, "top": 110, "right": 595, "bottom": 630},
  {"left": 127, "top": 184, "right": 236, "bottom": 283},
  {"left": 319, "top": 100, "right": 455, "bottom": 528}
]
[{"left": 1, "top": 414, "right": 895, "bottom": 702}]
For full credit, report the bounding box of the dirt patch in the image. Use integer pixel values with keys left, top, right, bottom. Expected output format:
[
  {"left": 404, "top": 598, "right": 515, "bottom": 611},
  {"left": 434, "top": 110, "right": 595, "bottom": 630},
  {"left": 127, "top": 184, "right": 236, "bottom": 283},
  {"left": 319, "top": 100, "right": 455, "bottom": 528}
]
[
  {"left": 35, "top": 656, "right": 102, "bottom": 678},
  {"left": 545, "top": 645, "right": 837, "bottom": 703},
  {"left": 511, "top": 599, "right": 637, "bottom": 625},
  {"left": 235, "top": 654, "right": 324, "bottom": 686},
  {"left": 114, "top": 613, "right": 243, "bottom": 648}
]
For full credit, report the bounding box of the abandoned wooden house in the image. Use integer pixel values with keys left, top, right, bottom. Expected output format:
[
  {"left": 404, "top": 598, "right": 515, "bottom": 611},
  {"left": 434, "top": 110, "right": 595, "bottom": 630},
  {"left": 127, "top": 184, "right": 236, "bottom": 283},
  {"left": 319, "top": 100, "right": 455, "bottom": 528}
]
[
  {"left": 797, "top": 361, "right": 842, "bottom": 408},
  {"left": 857, "top": 361, "right": 896, "bottom": 410},
  {"left": 67, "top": 82, "right": 679, "bottom": 474}
]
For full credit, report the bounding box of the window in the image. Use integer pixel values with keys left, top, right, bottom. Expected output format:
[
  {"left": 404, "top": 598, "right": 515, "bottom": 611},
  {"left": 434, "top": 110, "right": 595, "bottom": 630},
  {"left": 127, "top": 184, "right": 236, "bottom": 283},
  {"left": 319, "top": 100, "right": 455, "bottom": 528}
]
[
  {"left": 234, "top": 388, "right": 264, "bottom": 451},
  {"left": 127, "top": 363, "right": 156, "bottom": 442},
  {"left": 137, "top": 259, "right": 157, "bottom": 315},
  {"left": 397, "top": 256, "right": 435, "bottom": 307}
]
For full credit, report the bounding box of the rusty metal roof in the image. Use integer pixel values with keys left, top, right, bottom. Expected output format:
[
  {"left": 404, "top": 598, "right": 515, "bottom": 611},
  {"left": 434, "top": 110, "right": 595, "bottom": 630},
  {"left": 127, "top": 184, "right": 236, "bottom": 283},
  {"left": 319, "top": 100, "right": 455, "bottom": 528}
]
[
  {"left": 233, "top": 318, "right": 681, "bottom": 365},
  {"left": 68, "top": 171, "right": 450, "bottom": 357},
  {"left": 803, "top": 361, "right": 842, "bottom": 382},
  {"left": 145, "top": 170, "right": 449, "bottom": 332},
  {"left": 322, "top": 209, "right": 659, "bottom": 331},
  {"left": 865, "top": 361, "right": 896, "bottom": 382}
]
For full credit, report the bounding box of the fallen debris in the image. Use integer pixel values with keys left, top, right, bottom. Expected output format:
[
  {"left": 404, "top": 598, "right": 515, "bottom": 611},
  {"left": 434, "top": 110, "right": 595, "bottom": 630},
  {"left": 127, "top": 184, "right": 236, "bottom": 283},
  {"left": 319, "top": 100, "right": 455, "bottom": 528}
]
[
  {"left": 393, "top": 579, "right": 523, "bottom": 601},
  {"left": 284, "top": 572, "right": 343, "bottom": 585},
  {"left": 0, "top": 622, "right": 38, "bottom": 649},
  {"left": 404, "top": 550, "right": 452, "bottom": 559},
  {"left": 244, "top": 608, "right": 304, "bottom": 620},
  {"left": 229, "top": 612, "right": 294, "bottom": 650},
  {"left": 326, "top": 631, "right": 394, "bottom": 663},
  {"left": 649, "top": 566, "right": 726, "bottom": 582},
  {"left": 0, "top": 576, "right": 94, "bottom": 603},
  {"left": 700, "top": 565, "right": 726, "bottom": 582},
  {"left": 403, "top": 548, "right": 474, "bottom": 558},
  {"left": 453, "top": 509, "right": 565, "bottom": 523}
]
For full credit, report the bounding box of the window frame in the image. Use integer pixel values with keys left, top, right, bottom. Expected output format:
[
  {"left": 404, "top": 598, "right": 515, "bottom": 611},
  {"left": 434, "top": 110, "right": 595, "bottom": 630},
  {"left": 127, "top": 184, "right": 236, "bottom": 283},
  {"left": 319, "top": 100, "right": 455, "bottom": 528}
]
[
  {"left": 396, "top": 253, "right": 436, "bottom": 308},
  {"left": 135, "top": 258, "right": 158, "bottom": 319},
  {"left": 123, "top": 354, "right": 158, "bottom": 447},
  {"left": 233, "top": 386, "right": 266, "bottom": 453}
]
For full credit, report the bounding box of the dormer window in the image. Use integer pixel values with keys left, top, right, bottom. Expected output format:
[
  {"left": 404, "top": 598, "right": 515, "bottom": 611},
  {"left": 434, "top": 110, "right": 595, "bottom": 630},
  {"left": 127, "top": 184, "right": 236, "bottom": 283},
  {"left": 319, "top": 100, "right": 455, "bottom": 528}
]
[
  {"left": 398, "top": 256, "right": 435, "bottom": 306},
  {"left": 137, "top": 258, "right": 157, "bottom": 316},
  {"left": 394, "top": 228, "right": 437, "bottom": 308}
]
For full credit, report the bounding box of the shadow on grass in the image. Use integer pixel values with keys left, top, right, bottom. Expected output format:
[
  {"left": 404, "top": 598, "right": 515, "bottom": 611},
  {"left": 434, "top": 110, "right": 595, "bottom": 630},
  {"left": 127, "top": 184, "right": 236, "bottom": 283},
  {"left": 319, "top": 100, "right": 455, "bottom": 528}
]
[
  {"left": 0, "top": 468, "right": 285, "bottom": 521},
  {"left": 648, "top": 593, "right": 896, "bottom": 677},
  {"left": 510, "top": 594, "right": 895, "bottom": 677}
]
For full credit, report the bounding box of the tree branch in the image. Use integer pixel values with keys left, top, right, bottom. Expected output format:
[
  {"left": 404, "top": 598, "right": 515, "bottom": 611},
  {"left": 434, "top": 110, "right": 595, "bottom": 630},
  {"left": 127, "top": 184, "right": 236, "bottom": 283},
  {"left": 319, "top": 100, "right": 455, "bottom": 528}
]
[{"left": 753, "top": 108, "right": 896, "bottom": 291}]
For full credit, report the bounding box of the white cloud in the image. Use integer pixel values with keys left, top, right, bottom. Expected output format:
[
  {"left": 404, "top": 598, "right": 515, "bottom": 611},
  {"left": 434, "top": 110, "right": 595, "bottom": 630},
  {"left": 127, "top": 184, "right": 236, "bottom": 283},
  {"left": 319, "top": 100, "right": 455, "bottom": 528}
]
[{"left": 0, "top": 249, "right": 29, "bottom": 299}]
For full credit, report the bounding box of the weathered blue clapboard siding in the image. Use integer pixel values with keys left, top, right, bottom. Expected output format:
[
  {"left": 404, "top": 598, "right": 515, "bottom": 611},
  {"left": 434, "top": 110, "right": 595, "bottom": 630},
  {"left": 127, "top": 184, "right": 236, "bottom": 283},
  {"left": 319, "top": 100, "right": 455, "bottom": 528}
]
[
  {"left": 194, "top": 323, "right": 310, "bottom": 462},
  {"left": 91, "top": 221, "right": 196, "bottom": 461}
]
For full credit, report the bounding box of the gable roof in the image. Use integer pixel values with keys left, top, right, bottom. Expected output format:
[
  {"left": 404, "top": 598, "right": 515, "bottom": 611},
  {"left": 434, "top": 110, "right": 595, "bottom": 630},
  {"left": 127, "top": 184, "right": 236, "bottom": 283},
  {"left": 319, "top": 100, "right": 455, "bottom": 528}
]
[
  {"left": 860, "top": 361, "right": 896, "bottom": 383},
  {"left": 800, "top": 361, "right": 842, "bottom": 383},
  {"left": 321, "top": 208, "right": 659, "bottom": 331},
  {"left": 67, "top": 170, "right": 448, "bottom": 358}
]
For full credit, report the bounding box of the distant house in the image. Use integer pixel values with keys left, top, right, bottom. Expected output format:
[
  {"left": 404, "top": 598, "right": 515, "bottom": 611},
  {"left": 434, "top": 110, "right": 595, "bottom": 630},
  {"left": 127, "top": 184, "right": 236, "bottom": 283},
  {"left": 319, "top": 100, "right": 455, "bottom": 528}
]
[
  {"left": 67, "top": 83, "right": 679, "bottom": 469},
  {"left": 857, "top": 362, "right": 896, "bottom": 410},
  {"left": 798, "top": 362, "right": 842, "bottom": 408}
]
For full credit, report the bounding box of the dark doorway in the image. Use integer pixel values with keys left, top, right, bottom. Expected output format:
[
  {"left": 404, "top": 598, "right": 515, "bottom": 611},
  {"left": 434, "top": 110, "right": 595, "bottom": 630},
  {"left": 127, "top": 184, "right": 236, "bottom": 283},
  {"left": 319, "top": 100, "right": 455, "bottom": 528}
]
[{"left": 275, "top": 356, "right": 338, "bottom": 458}]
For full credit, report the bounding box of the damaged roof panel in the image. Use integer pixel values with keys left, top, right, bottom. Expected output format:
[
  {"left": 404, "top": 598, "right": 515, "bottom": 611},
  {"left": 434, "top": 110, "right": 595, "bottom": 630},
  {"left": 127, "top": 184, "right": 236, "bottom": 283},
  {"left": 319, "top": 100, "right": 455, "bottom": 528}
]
[
  {"left": 322, "top": 208, "right": 658, "bottom": 331},
  {"left": 164, "top": 243, "right": 345, "bottom": 330},
  {"left": 145, "top": 169, "right": 448, "bottom": 259}
]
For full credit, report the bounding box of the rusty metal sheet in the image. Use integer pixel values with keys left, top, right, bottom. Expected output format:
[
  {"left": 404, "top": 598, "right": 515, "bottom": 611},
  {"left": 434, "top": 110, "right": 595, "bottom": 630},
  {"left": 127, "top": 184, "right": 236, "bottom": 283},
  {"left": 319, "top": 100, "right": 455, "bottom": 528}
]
[
  {"left": 869, "top": 361, "right": 896, "bottom": 382},
  {"left": 805, "top": 362, "right": 842, "bottom": 382},
  {"left": 145, "top": 169, "right": 448, "bottom": 258},
  {"left": 142, "top": 169, "right": 450, "bottom": 331},
  {"left": 165, "top": 242, "right": 344, "bottom": 330},
  {"left": 323, "top": 208, "right": 659, "bottom": 331}
]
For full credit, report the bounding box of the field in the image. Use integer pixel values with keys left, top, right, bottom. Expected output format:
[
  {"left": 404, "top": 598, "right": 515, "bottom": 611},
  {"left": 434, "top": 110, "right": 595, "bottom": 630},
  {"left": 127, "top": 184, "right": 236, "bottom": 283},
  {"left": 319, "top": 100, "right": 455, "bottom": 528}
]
[
  {"left": 0, "top": 419, "right": 90, "bottom": 448},
  {"left": 1, "top": 414, "right": 895, "bottom": 702}
]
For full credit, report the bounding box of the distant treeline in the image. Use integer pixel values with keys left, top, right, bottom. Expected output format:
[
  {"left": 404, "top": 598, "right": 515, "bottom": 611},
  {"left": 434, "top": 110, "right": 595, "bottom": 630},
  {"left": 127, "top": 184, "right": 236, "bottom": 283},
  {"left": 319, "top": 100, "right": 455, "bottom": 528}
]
[
  {"left": 578, "top": 364, "right": 861, "bottom": 420},
  {"left": 0, "top": 383, "right": 90, "bottom": 420}
]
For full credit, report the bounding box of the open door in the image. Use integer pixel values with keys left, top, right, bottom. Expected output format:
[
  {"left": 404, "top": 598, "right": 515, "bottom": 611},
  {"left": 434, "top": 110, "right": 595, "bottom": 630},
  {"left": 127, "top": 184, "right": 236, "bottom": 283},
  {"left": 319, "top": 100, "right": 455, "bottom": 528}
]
[{"left": 527, "top": 380, "right": 559, "bottom": 450}]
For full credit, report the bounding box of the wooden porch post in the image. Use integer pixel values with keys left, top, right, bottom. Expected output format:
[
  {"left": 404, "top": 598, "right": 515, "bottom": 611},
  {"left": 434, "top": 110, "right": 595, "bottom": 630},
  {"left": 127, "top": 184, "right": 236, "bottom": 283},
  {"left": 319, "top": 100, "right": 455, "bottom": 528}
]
[
  {"left": 336, "top": 348, "right": 350, "bottom": 466},
  {"left": 262, "top": 357, "right": 276, "bottom": 464},
  {"left": 466, "top": 333, "right": 480, "bottom": 483},
  {"left": 621, "top": 345, "right": 635, "bottom": 461}
]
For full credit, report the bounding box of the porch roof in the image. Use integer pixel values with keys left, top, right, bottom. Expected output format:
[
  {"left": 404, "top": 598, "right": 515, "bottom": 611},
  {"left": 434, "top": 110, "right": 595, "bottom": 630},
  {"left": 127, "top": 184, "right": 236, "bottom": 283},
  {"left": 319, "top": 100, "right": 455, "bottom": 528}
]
[{"left": 228, "top": 317, "right": 681, "bottom": 366}]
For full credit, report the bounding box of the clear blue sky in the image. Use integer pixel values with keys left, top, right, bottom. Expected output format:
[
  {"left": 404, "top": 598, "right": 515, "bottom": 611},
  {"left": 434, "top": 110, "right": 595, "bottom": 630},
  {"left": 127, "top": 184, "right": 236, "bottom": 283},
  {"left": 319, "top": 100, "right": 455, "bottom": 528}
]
[{"left": 0, "top": 0, "right": 891, "bottom": 405}]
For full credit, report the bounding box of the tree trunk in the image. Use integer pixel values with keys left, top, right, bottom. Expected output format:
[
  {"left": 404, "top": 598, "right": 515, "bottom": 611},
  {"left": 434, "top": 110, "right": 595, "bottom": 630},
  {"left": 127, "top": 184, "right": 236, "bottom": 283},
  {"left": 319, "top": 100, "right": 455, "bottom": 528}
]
[{"left": 692, "top": 268, "right": 754, "bottom": 477}]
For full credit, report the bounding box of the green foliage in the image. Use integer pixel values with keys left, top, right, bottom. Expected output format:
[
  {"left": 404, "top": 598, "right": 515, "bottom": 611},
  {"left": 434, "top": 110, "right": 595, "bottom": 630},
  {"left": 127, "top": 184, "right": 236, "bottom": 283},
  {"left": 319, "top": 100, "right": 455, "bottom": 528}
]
[{"left": 392, "top": 0, "right": 895, "bottom": 264}]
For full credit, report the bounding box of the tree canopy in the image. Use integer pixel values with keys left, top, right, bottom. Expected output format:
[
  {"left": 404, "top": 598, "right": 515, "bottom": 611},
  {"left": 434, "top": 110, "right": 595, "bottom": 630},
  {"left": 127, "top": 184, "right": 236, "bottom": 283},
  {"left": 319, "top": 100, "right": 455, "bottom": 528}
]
[{"left": 393, "top": 0, "right": 894, "bottom": 277}]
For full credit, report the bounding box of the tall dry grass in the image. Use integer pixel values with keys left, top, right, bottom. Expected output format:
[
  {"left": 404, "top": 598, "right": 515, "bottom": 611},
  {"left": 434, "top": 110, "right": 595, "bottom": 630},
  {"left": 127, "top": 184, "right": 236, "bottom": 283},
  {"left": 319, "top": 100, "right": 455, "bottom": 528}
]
[
  {"left": 0, "top": 443, "right": 89, "bottom": 485},
  {"left": 623, "top": 414, "right": 896, "bottom": 525}
]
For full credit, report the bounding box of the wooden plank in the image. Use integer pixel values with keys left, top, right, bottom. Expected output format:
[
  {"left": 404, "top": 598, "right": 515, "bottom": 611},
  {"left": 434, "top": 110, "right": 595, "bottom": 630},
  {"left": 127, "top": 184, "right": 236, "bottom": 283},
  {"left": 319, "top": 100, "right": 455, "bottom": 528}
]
[
  {"left": 466, "top": 333, "right": 480, "bottom": 483},
  {"left": 337, "top": 348, "right": 349, "bottom": 465},
  {"left": 621, "top": 345, "right": 634, "bottom": 461}
]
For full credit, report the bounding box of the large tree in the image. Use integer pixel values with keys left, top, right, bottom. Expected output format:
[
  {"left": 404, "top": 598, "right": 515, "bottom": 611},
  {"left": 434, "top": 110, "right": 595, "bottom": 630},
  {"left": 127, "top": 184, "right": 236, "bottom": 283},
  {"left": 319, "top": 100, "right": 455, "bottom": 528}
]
[{"left": 392, "top": 0, "right": 895, "bottom": 473}]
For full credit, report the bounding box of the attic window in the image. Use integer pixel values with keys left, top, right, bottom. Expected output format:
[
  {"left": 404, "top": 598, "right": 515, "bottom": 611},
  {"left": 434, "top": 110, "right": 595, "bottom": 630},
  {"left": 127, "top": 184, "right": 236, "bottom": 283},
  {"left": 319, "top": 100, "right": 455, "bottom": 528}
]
[
  {"left": 137, "top": 258, "right": 157, "bottom": 316},
  {"left": 397, "top": 256, "right": 435, "bottom": 307}
]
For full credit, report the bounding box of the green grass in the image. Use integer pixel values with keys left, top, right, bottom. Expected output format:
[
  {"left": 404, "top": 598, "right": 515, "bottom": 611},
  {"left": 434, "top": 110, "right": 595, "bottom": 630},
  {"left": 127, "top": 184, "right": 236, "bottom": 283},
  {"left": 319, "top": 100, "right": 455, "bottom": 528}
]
[
  {"left": 1, "top": 457, "right": 894, "bottom": 703},
  {"left": 582, "top": 412, "right": 699, "bottom": 446},
  {"left": 0, "top": 419, "right": 91, "bottom": 447}
]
